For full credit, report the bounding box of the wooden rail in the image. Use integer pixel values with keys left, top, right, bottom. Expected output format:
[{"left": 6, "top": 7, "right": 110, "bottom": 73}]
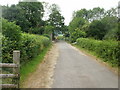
[
  {"left": 0, "top": 74, "right": 18, "bottom": 78},
  {"left": 0, "top": 84, "right": 18, "bottom": 88},
  {"left": 0, "top": 50, "right": 20, "bottom": 88},
  {"left": 0, "top": 63, "right": 18, "bottom": 68}
]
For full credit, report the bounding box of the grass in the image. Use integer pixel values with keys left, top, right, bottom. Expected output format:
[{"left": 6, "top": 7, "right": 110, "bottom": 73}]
[{"left": 20, "top": 44, "right": 52, "bottom": 87}]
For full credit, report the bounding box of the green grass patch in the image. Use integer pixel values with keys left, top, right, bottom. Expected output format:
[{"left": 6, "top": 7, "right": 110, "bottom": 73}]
[{"left": 20, "top": 44, "right": 52, "bottom": 87}]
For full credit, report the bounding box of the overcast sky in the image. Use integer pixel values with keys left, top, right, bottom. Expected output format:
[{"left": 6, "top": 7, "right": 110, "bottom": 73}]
[{"left": 0, "top": 0, "right": 119, "bottom": 25}]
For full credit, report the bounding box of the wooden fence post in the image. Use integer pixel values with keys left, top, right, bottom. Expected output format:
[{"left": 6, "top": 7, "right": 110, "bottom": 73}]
[
  {"left": 13, "top": 50, "right": 20, "bottom": 88},
  {"left": 50, "top": 33, "right": 52, "bottom": 41}
]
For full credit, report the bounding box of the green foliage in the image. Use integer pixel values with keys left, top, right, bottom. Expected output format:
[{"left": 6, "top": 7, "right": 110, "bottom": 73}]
[
  {"left": 44, "top": 25, "right": 53, "bottom": 34},
  {"left": 2, "top": 19, "right": 22, "bottom": 42},
  {"left": 86, "top": 20, "right": 106, "bottom": 40},
  {"left": 68, "top": 17, "right": 87, "bottom": 42},
  {"left": 20, "top": 33, "right": 50, "bottom": 65},
  {"left": 20, "top": 44, "right": 51, "bottom": 86},
  {"left": 69, "top": 17, "right": 87, "bottom": 33},
  {"left": 86, "top": 16, "right": 118, "bottom": 40},
  {"left": 2, "top": 19, "right": 51, "bottom": 64},
  {"left": 2, "top": 2, "right": 44, "bottom": 34},
  {"left": 105, "top": 8, "right": 117, "bottom": 17},
  {"left": 101, "top": 16, "right": 118, "bottom": 40},
  {"left": 2, "top": 19, "right": 22, "bottom": 63},
  {"left": 73, "top": 7, "right": 105, "bottom": 22},
  {"left": 101, "top": 16, "right": 117, "bottom": 31},
  {"left": 76, "top": 38, "right": 118, "bottom": 66},
  {"left": 118, "top": 22, "right": 120, "bottom": 41},
  {"left": 71, "top": 28, "right": 86, "bottom": 42},
  {"left": 43, "top": 34, "right": 51, "bottom": 39},
  {"left": 69, "top": 7, "right": 118, "bottom": 42},
  {"left": 48, "top": 4, "right": 65, "bottom": 39},
  {"left": 91, "top": 7, "right": 105, "bottom": 20},
  {"left": 104, "top": 27, "right": 118, "bottom": 40},
  {"left": 2, "top": 2, "right": 66, "bottom": 37}
]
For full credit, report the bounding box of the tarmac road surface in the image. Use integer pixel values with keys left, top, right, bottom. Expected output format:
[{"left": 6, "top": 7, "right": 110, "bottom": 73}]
[{"left": 52, "top": 41, "right": 118, "bottom": 88}]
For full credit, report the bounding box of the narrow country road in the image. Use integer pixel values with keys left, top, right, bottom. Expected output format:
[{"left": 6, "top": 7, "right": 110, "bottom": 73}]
[{"left": 52, "top": 41, "right": 118, "bottom": 88}]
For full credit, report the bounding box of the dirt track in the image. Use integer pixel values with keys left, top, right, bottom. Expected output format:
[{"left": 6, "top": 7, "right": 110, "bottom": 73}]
[{"left": 22, "top": 43, "right": 59, "bottom": 88}]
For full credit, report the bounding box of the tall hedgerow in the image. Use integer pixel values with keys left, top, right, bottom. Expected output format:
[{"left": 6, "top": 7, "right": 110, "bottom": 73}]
[
  {"left": 76, "top": 38, "right": 118, "bottom": 66},
  {"left": 2, "top": 19, "right": 51, "bottom": 64},
  {"left": 2, "top": 19, "right": 22, "bottom": 63},
  {"left": 20, "top": 33, "right": 50, "bottom": 65}
]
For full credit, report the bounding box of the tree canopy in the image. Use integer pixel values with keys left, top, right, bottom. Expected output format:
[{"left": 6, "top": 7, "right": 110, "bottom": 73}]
[
  {"left": 68, "top": 7, "right": 118, "bottom": 42},
  {"left": 2, "top": 2, "right": 44, "bottom": 34},
  {"left": 2, "top": 2, "right": 66, "bottom": 40},
  {"left": 48, "top": 4, "right": 65, "bottom": 39}
]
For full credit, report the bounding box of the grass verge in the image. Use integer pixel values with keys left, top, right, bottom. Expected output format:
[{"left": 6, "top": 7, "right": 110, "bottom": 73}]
[
  {"left": 72, "top": 44, "right": 119, "bottom": 75},
  {"left": 20, "top": 44, "right": 52, "bottom": 87}
]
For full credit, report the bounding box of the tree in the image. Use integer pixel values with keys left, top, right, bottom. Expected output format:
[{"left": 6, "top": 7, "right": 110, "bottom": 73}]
[
  {"left": 86, "top": 20, "right": 106, "bottom": 40},
  {"left": 68, "top": 17, "right": 87, "bottom": 42},
  {"left": 69, "top": 17, "right": 86, "bottom": 32},
  {"left": 69, "top": 7, "right": 118, "bottom": 41},
  {"left": 71, "top": 28, "right": 86, "bottom": 42},
  {"left": 2, "top": 1, "right": 44, "bottom": 34},
  {"left": 48, "top": 4, "right": 65, "bottom": 40},
  {"left": 100, "top": 16, "right": 118, "bottom": 40},
  {"left": 44, "top": 25, "right": 54, "bottom": 40},
  {"left": 118, "top": 22, "right": 120, "bottom": 41},
  {"left": 105, "top": 8, "right": 117, "bottom": 17},
  {"left": 61, "top": 25, "right": 68, "bottom": 35},
  {"left": 74, "top": 9, "right": 88, "bottom": 19},
  {"left": 91, "top": 7, "right": 105, "bottom": 20},
  {"left": 73, "top": 7, "right": 105, "bottom": 22}
]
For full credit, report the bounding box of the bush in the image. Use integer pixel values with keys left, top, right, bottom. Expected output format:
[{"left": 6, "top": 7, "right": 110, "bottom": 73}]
[
  {"left": 43, "top": 34, "right": 51, "bottom": 40},
  {"left": 70, "top": 28, "right": 86, "bottom": 42},
  {"left": 20, "top": 33, "right": 50, "bottom": 64},
  {"left": 2, "top": 19, "right": 22, "bottom": 63},
  {"left": 76, "top": 38, "right": 118, "bottom": 66},
  {"left": 2, "top": 19, "right": 51, "bottom": 64}
]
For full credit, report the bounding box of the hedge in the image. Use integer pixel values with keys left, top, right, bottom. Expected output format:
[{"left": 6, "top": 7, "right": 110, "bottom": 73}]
[
  {"left": 76, "top": 38, "right": 119, "bottom": 66},
  {"left": 2, "top": 19, "right": 22, "bottom": 63},
  {"left": 2, "top": 19, "right": 51, "bottom": 64},
  {"left": 20, "top": 33, "right": 50, "bottom": 64}
]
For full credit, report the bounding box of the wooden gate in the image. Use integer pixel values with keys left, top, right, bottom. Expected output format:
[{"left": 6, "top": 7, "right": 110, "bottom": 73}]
[{"left": 0, "top": 50, "right": 20, "bottom": 88}]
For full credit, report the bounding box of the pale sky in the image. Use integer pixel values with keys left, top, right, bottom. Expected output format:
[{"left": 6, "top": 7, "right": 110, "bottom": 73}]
[{"left": 0, "top": 0, "right": 119, "bottom": 25}]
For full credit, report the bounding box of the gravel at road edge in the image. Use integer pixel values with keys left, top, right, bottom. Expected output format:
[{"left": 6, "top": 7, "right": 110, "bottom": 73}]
[{"left": 22, "top": 43, "right": 59, "bottom": 88}]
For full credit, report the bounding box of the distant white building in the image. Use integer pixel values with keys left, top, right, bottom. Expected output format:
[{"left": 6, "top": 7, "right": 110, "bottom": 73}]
[{"left": 58, "top": 34, "right": 64, "bottom": 37}]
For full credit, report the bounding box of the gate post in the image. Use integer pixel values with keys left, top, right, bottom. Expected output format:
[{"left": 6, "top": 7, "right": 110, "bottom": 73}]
[{"left": 13, "top": 50, "right": 20, "bottom": 88}]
